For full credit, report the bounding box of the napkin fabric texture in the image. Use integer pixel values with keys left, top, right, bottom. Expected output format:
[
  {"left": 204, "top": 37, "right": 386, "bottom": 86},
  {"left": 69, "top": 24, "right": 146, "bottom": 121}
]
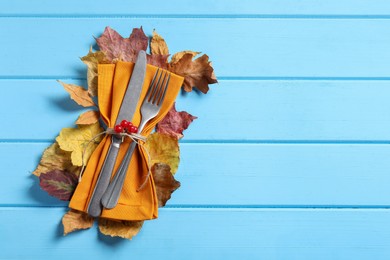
[{"left": 69, "top": 61, "right": 184, "bottom": 221}]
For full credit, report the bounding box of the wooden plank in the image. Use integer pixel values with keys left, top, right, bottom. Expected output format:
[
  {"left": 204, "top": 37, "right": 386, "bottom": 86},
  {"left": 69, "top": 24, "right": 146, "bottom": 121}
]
[
  {"left": 2, "top": 0, "right": 390, "bottom": 16},
  {"left": 1, "top": 207, "right": 390, "bottom": 259},
  {"left": 1, "top": 80, "right": 390, "bottom": 141},
  {"left": 4, "top": 142, "right": 390, "bottom": 206},
  {"left": 1, "top": 19, "right": 390, "bottom": 78}
]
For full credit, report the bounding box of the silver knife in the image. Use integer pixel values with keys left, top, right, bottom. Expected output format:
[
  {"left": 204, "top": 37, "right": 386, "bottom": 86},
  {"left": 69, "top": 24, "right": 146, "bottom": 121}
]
[{"left": 87, "top": 50, "right": 147, "bottom": 217}]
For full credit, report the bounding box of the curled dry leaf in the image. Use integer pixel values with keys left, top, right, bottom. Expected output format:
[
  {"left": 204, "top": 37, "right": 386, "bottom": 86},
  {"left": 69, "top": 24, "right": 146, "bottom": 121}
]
[
  {"left": 80, "top": 47, "right": 110, "bottom": 97},
  {"left": 62, "top": 209, "right": 94, "bottom": 235},
  {"left": 58, "top": 81, "right": 96, "bottom": 107},
  {"left": 170, "top": 51, "right": 200, "bottom": 64},
  {"left": 56, "top": 122, "right": 103, "bottom": 166},
  {"left": 33, "top": 142, "right": 80, "bottom": 177},
  {"left": 156, "top": 103, "right": 197, "bottom": 139},
  {"left": 144, "top": 133, "right": 180, "bottom": 174},
  {"left": 150, "top": 30, "right": 169, "bottom": 55},
  {"left": 98, "top": 219, "right": 144, "bottom": 240},
  {"left": 96, "top": 26, "right": 148, "bottom": 63},
  {"left": 152, "top": 163, "right": 181, "bottom": 207},
  {"left": 169, "top": 53, "right": 218, "bottom": 94},
  {"left": 39, "top": 169, "right": 78, "bottom": 201},
  {"left": 76, "top": 110, "right": 100, "bottom": 125}
]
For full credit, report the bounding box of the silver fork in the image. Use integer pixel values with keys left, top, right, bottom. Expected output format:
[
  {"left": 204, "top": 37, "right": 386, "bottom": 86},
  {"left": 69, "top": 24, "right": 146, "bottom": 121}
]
[{"left": 101, "top": 68, "right": 171, "bottom": 209}]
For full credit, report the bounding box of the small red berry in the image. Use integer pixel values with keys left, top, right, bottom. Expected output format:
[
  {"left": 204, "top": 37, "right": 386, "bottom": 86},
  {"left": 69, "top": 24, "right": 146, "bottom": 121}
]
[
  {"left": 129, "top": 125, "right": 138, "bottom": 133},
  {"left": 120, "top": 120, "right": 132, "bottom": 128},
  {"left": 114, "top": 125, "right": 124, "bottom": 133}
]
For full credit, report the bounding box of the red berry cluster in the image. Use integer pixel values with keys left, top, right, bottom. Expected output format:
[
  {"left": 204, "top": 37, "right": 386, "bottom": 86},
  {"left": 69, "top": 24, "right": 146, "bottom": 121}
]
[{"left": 114, "top": 120, "right": 138, "bottom": 134}]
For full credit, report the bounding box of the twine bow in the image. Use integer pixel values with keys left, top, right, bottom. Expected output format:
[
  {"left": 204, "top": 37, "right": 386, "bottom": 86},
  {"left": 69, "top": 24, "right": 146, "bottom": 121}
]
[{"left": 79, "top": 128, "right": 152, "bottom": 192}]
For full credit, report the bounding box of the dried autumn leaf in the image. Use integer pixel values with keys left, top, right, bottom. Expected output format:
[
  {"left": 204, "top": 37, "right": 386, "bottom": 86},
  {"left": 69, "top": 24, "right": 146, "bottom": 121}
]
[
  {"left": 98, "top": 219, "right": 144, "bottom": 240},
  {"left": 62, "top": 209, "right": 94, "bottom": 235},
  {"left": 96, "top": 26, "right": 148, "bottom": 63},
  {"left": 170, "top": 50, "right": 200, "bottom": 64},
  {"left": 39, "top": 169, "right": 78, "bottom": 201},
  {"left": 152, "top": 163, "right": 181, "bottom": 207},
  {"left": 147, "top": 54, "right": 169, "bottom": 69},
  {"left": 156, "top": 103, "right": 197, "bottom": 139},
  {"left": 80, "top": 47, "right": 109, "bottom": 97},
  {"left": 56, "top": 122, "right": 103, "bottom": 166},
  {"left": 33, "top": 142, "right": 80, "bottom": 177},
  {"left": 169, "top": 53, "right": 218, "bottom": 93},
  {"left": 76, "top": 110, "right": 100, "bottom": 125},
  {"left": 150, "top": 30, "right": 169, "bottom": 55},
  {"left": 145, "top": 133, "right": 180, "bottom": 174},
  {"left": 58, "top": 81, "right": 96, "bottom": 107}
]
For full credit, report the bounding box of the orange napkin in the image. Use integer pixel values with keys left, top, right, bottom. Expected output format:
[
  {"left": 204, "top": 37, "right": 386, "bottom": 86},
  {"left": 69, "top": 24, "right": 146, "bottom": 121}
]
[{"left": 69, "top": 61, "right": 184, "bottom": 221}]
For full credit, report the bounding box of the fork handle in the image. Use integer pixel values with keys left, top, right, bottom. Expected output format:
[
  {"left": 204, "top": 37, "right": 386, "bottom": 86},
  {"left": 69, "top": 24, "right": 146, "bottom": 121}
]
[
  {"left": 87, "top": 135, "right": 122, "bottom": 217},
  {"left": 101, "top": 141, "right": 137, "bottom": 209}
]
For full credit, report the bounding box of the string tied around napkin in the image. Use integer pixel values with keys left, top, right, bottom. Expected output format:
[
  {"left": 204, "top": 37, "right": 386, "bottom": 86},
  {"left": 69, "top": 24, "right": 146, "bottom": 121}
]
[{"left": 79, "top": 128, "right": 152, "bottom": 192}]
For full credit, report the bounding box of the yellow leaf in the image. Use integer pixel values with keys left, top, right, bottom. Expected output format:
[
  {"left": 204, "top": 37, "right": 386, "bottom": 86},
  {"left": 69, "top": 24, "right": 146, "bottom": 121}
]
[
  {"left": 56, "top": 122, "right": 103, "bottom": 166},
  {"left": 32, "top": 142, "right": 80, "bottom": 177},
  {"left": 58, "top": 80, "right": 96, "bottom": 107},
  {"left": 62, "top": 209, "right": 94, "bottom": 235},
  {"left": 98, "top": 218, "right": 144, "bottom": 240},
  {"left": 150, "top": 30, "right": 169, "bottom": 55},
  {"left": 170, "top": 50, "right": 201, "bottom": 64},
  {"left": 76, "top": 110, "right": 100, "bottom": 125},
  {"left": 80, "top": 47, "right": 109, "bottom": 97},
  {"left": 145, "top": 133, "right": 180, "bottom": 174}
]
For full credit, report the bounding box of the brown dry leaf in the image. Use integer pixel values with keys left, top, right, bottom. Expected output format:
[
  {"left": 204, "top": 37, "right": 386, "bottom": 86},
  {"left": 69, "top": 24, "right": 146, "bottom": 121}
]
[
  {"left": 144, "top": 133, "right": 180, "bottom": 174},
  {"left": 80, "top": 47, "right": 109, "bottom": 97},
  {"left": 58, "top": 81, "right": 96, "bottom": 107},
  {"left": 32, "top": 142, "right": 80, "bottom": 177},
  {"left": 150, "top": 30, "right": 169, "bottom": 55},
  {"left": 152, "top": 163, "right": 181, "bottom": 207},
  {"left": 169, "top": 53, "right": 218, "bottom": 93},
  {"left": 56, "top": 122, "right": 103, "bottom": 166},
  {"left": 62, "top": 209, "right": 94, "bottom": 235},
  {"left": 98, "top": 219, "right": 144, "bottom": 240},
  {"left": 96, "top": 26, "right": 148, "bottom": 63},
  {"left": 76, "top": 110, "right": 100, "bottom": 125},
  {"left": 170, "top": 51, "right": 200, "bottom": 64}
]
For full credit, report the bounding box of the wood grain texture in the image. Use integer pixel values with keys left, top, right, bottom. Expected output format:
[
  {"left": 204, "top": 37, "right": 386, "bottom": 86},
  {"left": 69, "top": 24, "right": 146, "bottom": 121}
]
[
  {"left": 1, "top": 208, "right": 390, "bottom": 259},
  {"left": 1, "top": 0, "right": 390, "bottom": 258},
  {"left": 1, "top": 19, "right": 390, "bottom": 78},
  {"left": 1, "top": 80, "right": 390, "bottom": 141},
  {"left": 4, "top": 142, "right": 390, "bottom": 207}
]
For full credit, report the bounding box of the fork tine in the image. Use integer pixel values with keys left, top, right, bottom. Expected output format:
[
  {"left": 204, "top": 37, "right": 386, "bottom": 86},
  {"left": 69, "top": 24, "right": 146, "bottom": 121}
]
[
  {"left": 145, "top": 68, "right": 160, "bottom": 101},
  {"left": 149, "top": 69, "right": 163, "bottom": 103},
  {"left": 154, "top": 71, "right": 168, "bottom": 105},
  {"left": 158, "top": 72, "right": 170, "bottom": 106}
]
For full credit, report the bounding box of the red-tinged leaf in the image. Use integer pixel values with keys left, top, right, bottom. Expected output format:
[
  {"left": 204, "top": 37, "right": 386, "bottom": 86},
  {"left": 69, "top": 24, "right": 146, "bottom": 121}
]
[
  {"left": 156, "top": 103, "right": 197, "bottom": 139},
  {"left": 39, "top": 169, "right": 78, "bottom": 201},
  {"left": 96, "top": 26, "right": 148, "bottom": 63},
  {"left": 129, "top": 27, "right": 148, "bottom": 53},
  {"left": 147, "top": 54, "right": 169, "bottom": 69}
]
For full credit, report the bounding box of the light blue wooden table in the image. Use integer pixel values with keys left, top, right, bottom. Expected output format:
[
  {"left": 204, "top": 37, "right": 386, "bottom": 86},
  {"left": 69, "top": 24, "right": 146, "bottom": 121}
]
[{"left": 1, "top": 0, "right": 390, "bottom": 259}]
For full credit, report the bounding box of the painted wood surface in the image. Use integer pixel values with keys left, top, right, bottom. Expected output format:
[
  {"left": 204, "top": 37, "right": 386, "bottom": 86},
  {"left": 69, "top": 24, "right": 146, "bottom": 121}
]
[{"left": 1, "top": 1, "right": 390, "bottom": 259}]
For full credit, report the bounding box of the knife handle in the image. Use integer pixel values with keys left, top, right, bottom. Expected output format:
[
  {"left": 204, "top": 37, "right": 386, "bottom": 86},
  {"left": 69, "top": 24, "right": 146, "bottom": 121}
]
[
  {"left": 87, "top": 135, "right": 122, "bottom": 217},
  {"left": 101, "top": 141, "right": 137, "bottom": 209}
]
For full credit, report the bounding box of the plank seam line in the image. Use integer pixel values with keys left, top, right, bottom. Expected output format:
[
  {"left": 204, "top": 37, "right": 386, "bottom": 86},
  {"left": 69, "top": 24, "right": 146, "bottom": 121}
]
[
  {"left": 2, "top": 14, "right": 390, "bottom": 19},
  {"left": 1, "top": 140, "right": 390, "bottom": 145},
  {"left": 2, "top": 76, "right": 390, "bottom": 81},
  {"left": 2, "top": 205, "right": 390, "bottom": 210}
]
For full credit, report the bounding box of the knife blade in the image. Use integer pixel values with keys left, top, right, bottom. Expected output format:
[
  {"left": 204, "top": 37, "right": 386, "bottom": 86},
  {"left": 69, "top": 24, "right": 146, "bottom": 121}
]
[{"left": 87, "top": 50, "right": 147, "bottom": 217}]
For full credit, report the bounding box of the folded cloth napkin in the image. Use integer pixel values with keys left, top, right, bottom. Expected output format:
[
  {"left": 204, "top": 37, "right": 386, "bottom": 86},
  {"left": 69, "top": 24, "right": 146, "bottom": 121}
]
[{"left": 69, "top": 61, "right": 184, "bottom": 221}]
